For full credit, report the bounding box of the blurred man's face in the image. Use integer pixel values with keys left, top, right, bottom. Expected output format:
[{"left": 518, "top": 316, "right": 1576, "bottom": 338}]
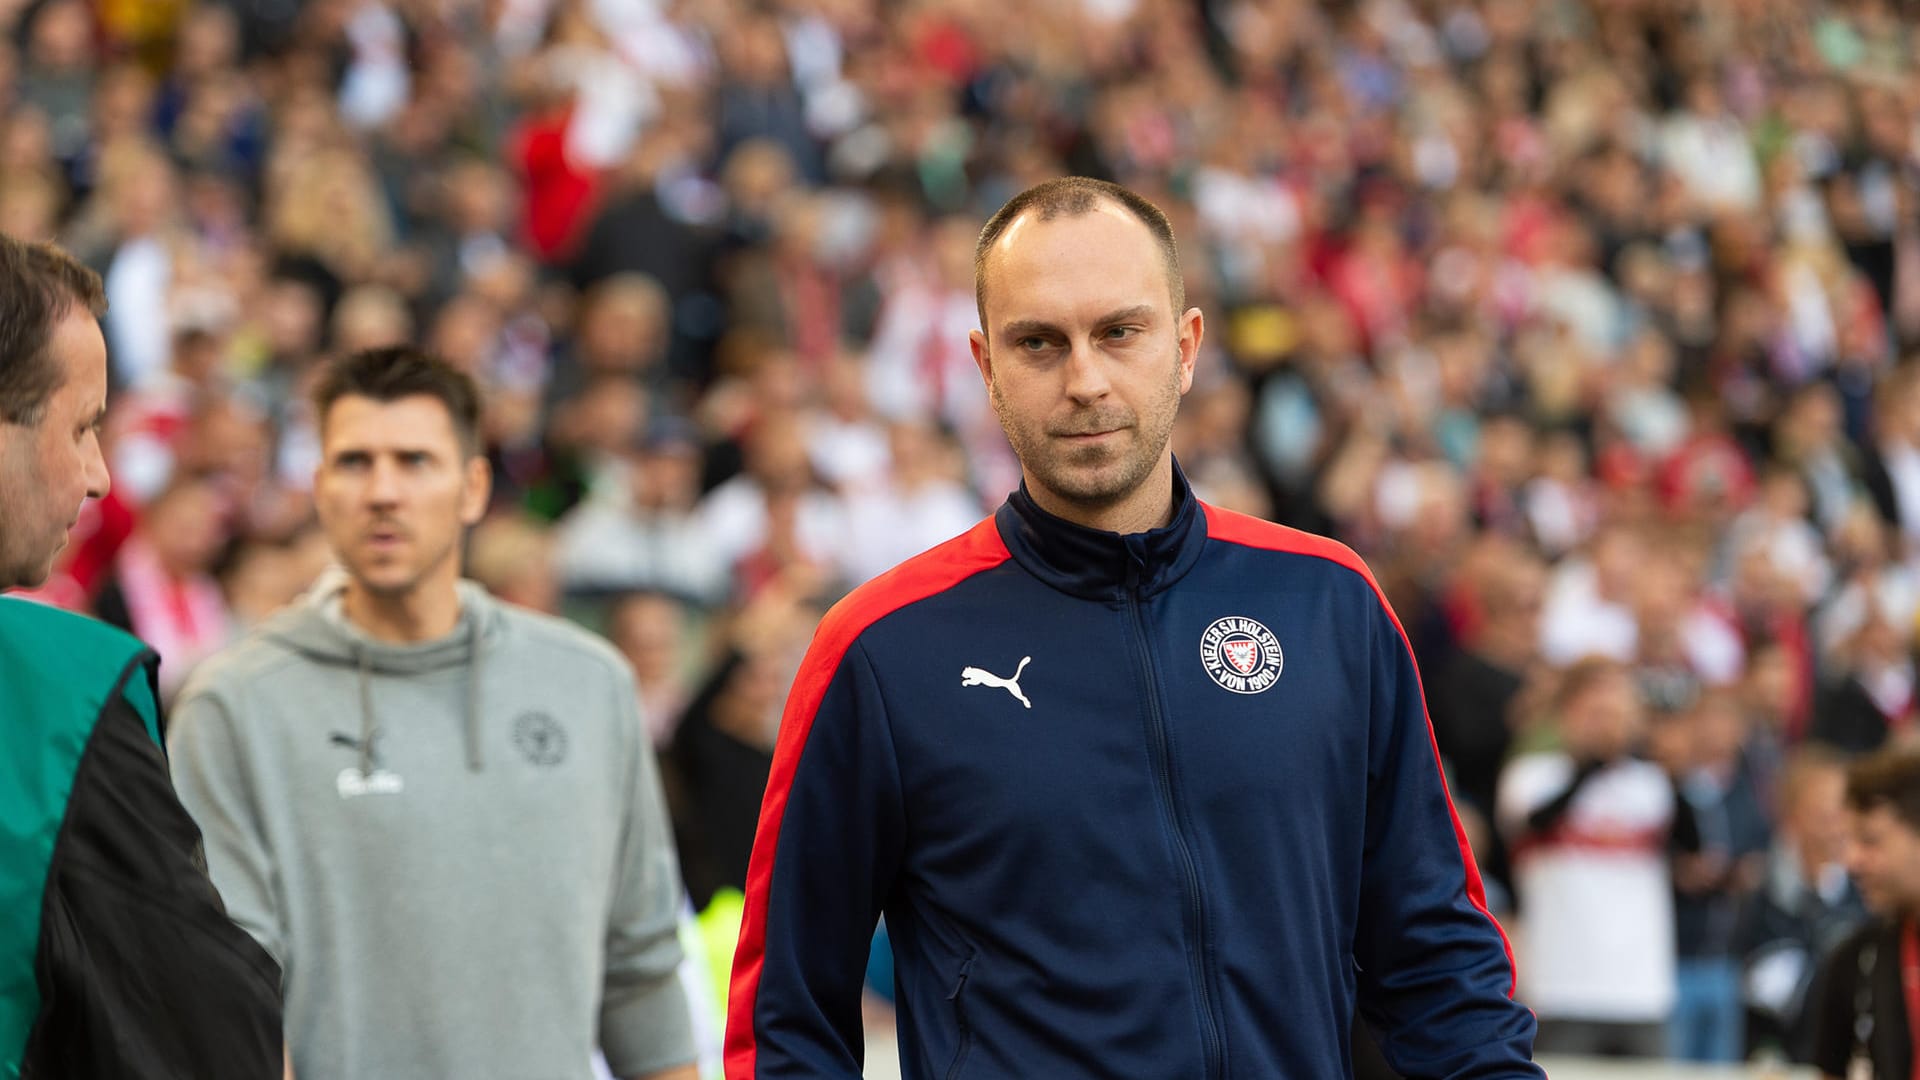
[
  {"left": 1563, "top": 672, "right": 1644, "bottom": 763},
  {"left": 1689, "top": 697, "right": 1747, "bottom": 767},
  {"left": 610, "top": 594, "right": 685, "bottom": 681},
  {"left": 0, "top": 307, "right": 110, "bottom": 589},
  {"left": 746, "top": 415, "right": 812, "bottom": 494},
  {"left": 146, "top": 481, "right": 229, "bottom": 576},
  {"left": 314, "top": 394, "right": 488, "bottom": 603},
  {"left": 635, "top": 447, "right": 700, "bottom": 510},
  {"left": 1848, "top": 804, "right": 1920, "bottom": 917},
  {"left": 1787, "top": 769, "right": 1849, "bottom": 870},
  {"left": 970, "top": 201, "right": 1199, "bottom": 523}
]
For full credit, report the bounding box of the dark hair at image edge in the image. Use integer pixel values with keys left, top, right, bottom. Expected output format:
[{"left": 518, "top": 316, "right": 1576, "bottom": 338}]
[
  {"left": 313, "top": 345, "right": 483, "bottom": 454},
  {"left": 973, "top": 177, "right": 1184, "bottom": 328},
  {"left": 0, "top": 233, "right": 107, "bottom": 426},
  {"left": 1846, "top": 745, "right": 1920, "bottom": 835}
]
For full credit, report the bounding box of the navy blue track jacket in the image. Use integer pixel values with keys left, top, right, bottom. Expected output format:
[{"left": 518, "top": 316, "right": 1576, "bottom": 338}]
[{"left": 727, "top": 468, "right": 1541, "bottom": 1078}]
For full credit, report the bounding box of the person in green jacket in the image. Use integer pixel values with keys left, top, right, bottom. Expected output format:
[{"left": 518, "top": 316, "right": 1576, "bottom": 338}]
[{"left": 0, "top": 231, "right": 282, "bottom": 1078}]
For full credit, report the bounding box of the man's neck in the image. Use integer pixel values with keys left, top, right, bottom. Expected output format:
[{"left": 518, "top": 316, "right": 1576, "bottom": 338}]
[{"left": 343, "top": 577, "right": 463, "bottom": 643}]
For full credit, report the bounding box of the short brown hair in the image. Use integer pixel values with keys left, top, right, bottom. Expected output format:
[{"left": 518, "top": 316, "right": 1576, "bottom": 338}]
[
  {"left": 1553, "top": 655, "right": 1629, "bottom": 713},
  {"left": 0, "top": 233, "right": 107, "bottom": 426},
  {"left": 1847, "top": 746, "right": 1920, "bottom": 834},
  {"left": 973, "top": 177, "right": 1184, "bottom": 327},
  {"left": 312, "top": 346, "right": 482, "bottom": 454}
]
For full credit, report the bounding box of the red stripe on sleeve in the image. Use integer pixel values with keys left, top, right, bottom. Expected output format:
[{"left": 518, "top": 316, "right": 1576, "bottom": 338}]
[
  {"left": 725, "top": 517, "right": 1011, "bottom": 1078},
  {"left": 1200, "top": 503, "right": 1521, "bottom": 997}
]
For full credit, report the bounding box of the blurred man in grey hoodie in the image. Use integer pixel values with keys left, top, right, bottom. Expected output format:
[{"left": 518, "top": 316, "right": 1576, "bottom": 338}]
[{"left": 167, "top": 346, "right": 697, "bottom": 1080}]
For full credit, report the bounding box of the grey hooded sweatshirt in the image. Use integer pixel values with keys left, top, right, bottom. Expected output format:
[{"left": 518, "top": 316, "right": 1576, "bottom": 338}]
[{"left": 167, "top": 573, "right": 694, "bottom": 1079}]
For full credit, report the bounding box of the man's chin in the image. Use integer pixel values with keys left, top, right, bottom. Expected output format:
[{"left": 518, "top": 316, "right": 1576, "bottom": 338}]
[
  {"left": 347, "top": 566, "right": 420, "bottom": 598},
  {"left": 1039, "top": 459, "right": 1149, "bottom": 503},
  {"left": 6, "top": 554, "right": 58, "bottom": 593},
  {"left": 1038, "top": 476, "right": 1129, "bottom": 508}
]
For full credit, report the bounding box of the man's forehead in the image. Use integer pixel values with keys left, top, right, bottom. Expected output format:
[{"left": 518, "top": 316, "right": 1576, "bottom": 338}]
[
  {"left": 56, "top": 308, "right": 108, "bottom": 396},
  {"left": 991, "top": 199, "right": 1153, "bottom": 260},
  {"left": 982, "top": 206, "right": 1170, "bottom": 325},
  {"left": 322, "top": 394, "right": 459, "bottom": 446}
]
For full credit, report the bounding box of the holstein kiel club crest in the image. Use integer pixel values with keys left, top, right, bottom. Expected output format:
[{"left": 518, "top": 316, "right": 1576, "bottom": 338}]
[{"left": 1200, "top": 616, "right": 1283, "bottom": 695}]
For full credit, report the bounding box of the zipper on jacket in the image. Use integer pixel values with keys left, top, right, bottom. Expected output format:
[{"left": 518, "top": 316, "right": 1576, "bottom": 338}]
[
  {"left": 945, "top": 951, "right": 977, "bottom": 1080},
  {"left": 1127, "top": 583, "right": 1226, "bottom": 1080}
]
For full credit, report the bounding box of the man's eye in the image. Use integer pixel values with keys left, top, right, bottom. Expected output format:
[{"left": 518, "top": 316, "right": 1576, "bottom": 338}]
[
  {"left": 1018, "top": 337, "right": 1049, "bottom": 351},
  {"left": 1105, "top": 326, "right": 1136, "bottom": 339}
]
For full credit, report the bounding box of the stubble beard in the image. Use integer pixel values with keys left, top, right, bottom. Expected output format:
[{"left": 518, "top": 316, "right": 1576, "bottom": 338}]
[
  {"left": 346, "top": 531, "right": 459, "bottom": 604},
  {"left": 0, "top": 536, "right": 51, "bottom": 592},
  {"left": 990, "top": 353, "right": 1183, "bottom": 510},
  {"left": 0, "top": 438, "right": 56, "bottom": 591}
]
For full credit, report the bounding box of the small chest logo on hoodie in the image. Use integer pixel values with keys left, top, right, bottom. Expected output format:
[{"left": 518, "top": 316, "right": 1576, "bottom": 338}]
[
  {"left": 336, "top": 767, "right": 405, "bottom": 798},
  {"left": 514, "top": 712, "right": 568, "bottom": 767},
  {"left": 331, "top": 731, "right": 405, "bottom": 798}
]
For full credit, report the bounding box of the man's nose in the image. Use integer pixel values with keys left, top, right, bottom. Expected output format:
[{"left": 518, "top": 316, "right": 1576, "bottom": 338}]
[
  {"left": 366, "top": 459, "right": 402, "bottom": 503},
  {"left": 1842, "top": 838, "right": 1867, "bottom": 878},
  {"left": 1062, "top": 340, "right": 1113, "bottom": 404},
  {"left": 84, "top": 432, "right": 110, "bottom": 499}
]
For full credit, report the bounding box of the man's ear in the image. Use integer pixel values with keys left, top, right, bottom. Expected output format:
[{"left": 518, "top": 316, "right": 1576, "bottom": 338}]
[
  {"left": 460, "top": 454, "right": 492, "bottom": 526},
  {"left": 969, "top": 328, "right": 993, "bottom": 394},
  {"left": 1175, "top": 306, "right": 1204, "bottom": 396}
]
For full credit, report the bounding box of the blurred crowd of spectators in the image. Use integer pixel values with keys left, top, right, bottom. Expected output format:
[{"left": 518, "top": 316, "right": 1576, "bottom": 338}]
[{"left": 9, "top": 0, "right": 1920, "bottom": 1065}]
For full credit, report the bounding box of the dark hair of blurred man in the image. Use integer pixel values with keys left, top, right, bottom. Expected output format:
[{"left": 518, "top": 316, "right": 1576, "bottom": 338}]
[{"left": 0, "top": 230, "right": 283, "bottom": 1077}]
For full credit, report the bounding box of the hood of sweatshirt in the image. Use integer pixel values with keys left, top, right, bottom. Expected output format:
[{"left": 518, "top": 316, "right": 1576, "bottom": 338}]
[{"left": 259, "top": 567, "right": 503, "bottom": 776}]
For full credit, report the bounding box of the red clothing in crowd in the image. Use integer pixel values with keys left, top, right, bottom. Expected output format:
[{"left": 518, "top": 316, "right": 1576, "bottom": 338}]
[{"left": 513, "top": 106, "right": 602, "bottom": 263}]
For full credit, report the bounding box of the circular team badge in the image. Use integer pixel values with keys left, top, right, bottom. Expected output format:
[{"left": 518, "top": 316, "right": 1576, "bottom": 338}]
[
  {"left": 1200, "top": 616, "right": 1284, "bottom": 695},
  {"left": 513, "top": 711, "right": 568, "bottom": 766}
]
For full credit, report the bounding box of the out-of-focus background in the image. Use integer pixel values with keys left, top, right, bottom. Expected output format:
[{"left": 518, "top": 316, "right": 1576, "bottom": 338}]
[{"left": 8, "top": 0, "right": 1920, "bottom": 1073}]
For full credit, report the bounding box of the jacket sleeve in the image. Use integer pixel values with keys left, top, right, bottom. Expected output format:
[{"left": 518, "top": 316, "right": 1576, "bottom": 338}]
[
  {"left": 598, "top": 667, "right": 697, "bottom": 1078},
  {"left": 27, "top": 657, "right": 282, "bottom": 1079},
  {"left": 166, "top": 687, "right": 290, "bottom": 967},
  {"left": 1353, "top": 593, "right": 1543, "bottom": 1079},
  {"left": 726, "top": 638, "right": 904, "bottom": 1078}
]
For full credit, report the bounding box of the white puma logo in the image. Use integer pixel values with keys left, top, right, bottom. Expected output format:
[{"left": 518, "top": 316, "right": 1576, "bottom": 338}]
[{"left": 961, "top": 656, "right": 1032, "bottom": 709}]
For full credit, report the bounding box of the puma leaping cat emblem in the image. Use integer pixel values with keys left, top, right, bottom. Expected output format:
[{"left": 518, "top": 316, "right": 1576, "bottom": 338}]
[{"left": 961, "top": 656, "right": 1032, "bottom": 709}]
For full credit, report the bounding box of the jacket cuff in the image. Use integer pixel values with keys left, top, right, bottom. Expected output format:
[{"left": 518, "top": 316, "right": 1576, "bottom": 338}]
[{"left": 600, "top": 975, "right": 696, "bottom": 1077}]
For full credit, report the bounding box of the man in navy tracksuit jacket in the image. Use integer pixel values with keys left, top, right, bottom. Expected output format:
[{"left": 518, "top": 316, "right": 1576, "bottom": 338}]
[{"left": 726, "top": 179, "right": 1541, "bottom": 1078}]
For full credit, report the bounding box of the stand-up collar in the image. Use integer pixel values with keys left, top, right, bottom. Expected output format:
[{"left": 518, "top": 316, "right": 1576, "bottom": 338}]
[{"left": 994, "top": 459, "right": 1209, "bottom": 601}]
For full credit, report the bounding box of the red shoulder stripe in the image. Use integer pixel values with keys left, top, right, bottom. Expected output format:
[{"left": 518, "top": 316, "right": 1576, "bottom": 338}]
[
  {"left": 725, "top": 517, "right": 1011, "bottom": 1078},
  {"left": 1201, "top": 503, "right": 1521, "bottom": 997}
]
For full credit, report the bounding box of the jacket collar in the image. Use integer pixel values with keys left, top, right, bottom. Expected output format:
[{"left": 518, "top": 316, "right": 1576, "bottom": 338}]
[{"left": 993, "top": 458, "right": 1208, "bottom": 601}]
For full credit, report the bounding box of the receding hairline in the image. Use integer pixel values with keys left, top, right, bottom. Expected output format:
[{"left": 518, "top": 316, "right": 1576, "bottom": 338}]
[{"left": 973, "top": 181, "right": 1185, "bottom": 328}]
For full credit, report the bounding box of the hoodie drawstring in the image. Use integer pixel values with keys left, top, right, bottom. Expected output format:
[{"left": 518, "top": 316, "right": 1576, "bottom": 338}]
[
  {"left": 337, "top": 603, "right": 484, "bottom": 776},
  {"left": 464, "top": 614, "right": 483, "bottom": 772},
  {"left": 355, "top": 644, "right": 375, "bottom": 778}
]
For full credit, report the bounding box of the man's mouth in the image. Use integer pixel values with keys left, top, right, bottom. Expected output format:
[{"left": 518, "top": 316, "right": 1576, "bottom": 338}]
[{"left": 1058, "top": 427, "right": 1124, "bottom": 441}]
